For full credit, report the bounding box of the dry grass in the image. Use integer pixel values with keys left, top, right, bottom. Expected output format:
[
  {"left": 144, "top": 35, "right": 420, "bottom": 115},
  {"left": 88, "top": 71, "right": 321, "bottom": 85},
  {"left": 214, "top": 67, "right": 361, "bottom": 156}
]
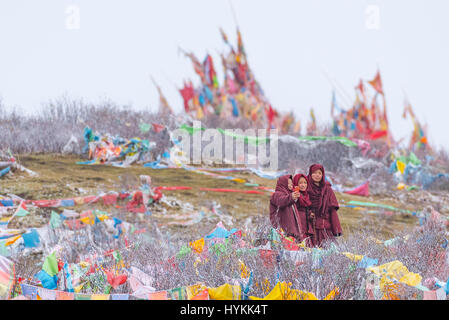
[{"left": 1, "top": 154, "right": 427, "bottom": 240}]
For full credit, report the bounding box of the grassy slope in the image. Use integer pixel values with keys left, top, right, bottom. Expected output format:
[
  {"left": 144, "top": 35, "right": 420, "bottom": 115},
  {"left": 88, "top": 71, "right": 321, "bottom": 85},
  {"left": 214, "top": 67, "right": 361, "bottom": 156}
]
[{"left": 0, "top": 154, "right": 428, "bottom": 239}]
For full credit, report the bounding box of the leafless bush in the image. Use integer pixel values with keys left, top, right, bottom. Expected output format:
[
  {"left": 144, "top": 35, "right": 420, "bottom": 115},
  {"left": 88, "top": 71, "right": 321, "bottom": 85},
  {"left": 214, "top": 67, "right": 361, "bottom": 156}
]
[
  {"left": 0, "top": 96, "right": 175, "bottom": 155},
  {"left": 9, "top": 206, "right": 448, "bottom": 299}
]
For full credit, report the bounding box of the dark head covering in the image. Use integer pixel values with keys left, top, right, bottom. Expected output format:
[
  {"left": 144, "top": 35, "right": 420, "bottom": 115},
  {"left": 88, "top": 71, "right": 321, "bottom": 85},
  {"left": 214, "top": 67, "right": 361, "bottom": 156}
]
[
  {"left": 269, "top": 174, "right": 293, "bottom": 229},
  {"left": 307, "top": 164, "right": 339, "bottom": 217},
  {"left": 274, "top": 174, "right": 292, "bottom": 193},
  {"left": 308, "top": 164, "right": 327, "bottom": 188}
]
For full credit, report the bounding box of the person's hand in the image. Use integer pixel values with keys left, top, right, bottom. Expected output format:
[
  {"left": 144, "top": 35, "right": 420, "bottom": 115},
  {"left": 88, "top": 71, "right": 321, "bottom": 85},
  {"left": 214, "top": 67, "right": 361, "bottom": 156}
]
[
  {"left": 309, "top": 212, "right": 315, "bottom": 219},
  {"left": 292, "top": 191, "right": 300, "bottom": 201}
]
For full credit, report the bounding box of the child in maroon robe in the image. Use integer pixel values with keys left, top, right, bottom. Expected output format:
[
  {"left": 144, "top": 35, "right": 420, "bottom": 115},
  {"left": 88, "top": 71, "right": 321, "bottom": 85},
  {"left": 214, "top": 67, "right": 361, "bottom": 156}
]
[
  {"left": 293, "top": 173, "right": 315, "bottom": 247},
  {"left": 307, "top": 164, "right": 342, "bottom": 247},
  {"left": 269, "top": 175, "right": 307, "bottom": 243}
]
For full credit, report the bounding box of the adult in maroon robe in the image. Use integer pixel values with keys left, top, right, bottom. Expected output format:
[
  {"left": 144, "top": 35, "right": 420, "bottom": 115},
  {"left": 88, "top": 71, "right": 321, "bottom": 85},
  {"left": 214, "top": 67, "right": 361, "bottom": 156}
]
[
  {"left": 293, "top": 173, "right": 314, "bottom": 247},
  {"left": 307, "top": 164, "right": 342, "bottom": 247},
  {"left": 269, "top": 175, "right": 306, "bottom": 243}
]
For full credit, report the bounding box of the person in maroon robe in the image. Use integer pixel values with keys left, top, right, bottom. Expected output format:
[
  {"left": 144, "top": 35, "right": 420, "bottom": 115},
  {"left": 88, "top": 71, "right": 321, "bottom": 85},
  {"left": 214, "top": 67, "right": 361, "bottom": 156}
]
[
  {"left": 269, "top": 175, "right": 307, "bottom": 243},
  {"left": 306, "top": 164, "right": 342, "bottom": 247},
  {"left": 293, "top": 173, "right": 314, "bottom": 247}
]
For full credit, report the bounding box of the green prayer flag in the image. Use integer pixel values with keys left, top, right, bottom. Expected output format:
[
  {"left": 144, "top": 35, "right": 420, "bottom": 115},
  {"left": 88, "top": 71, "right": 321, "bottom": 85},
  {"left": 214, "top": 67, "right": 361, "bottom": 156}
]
[
  {"left": 383, "top": 238, "right": 399, "bottom": 246},
  {"left": 104, "top": 285, "right": 111, "bottom": 294},
  {"left": 112, "top": 250, "right": 122, "bottom": 262},
  {"left": 75, "top": 293, "right": 92, "bottom": 300},
  {"left": 329, "top": 136, "right": 358, "bottom": 147},
  {"left": 169, "top": 286, "right": 186, "bottom": 300},
  {"left": 179, "top": 124, "right": 205, "bottom": 135},
  {"left": 397, "top": 156, "right": 408, "bottom": 164},
  {"left": 408, "top": 152, "right": 421, "bottom": 166},
  {"left": 269, "top": 228, "right": 281, "bottom": 243},
  {"left": 211, "top": 242, "right": 229, "bottom": 257},
  {"left": 298, "top": 136, "right": 357, "bottom": 147},
  {"left": 217, "top": 128, "right": 270, "bottom": 145},
  {"left": 50, "top": 211, "right": 62, "bottom": 229},
  {"left": 176, "top": 245, "right": 192, "bottom": 259},
  {"left": 139, "top": 123, "right": 151, "bottom": 134},
  {"left": 347, "top": 201, "right": 413, "bottom": 214},
  {"left": 244, "top": 183, "right": 259, "bottom": 187},
  {"left": 0, "top": 240, "right": 11, "bottom": 257},
  {"left": 15, "top": 207, "right": 29, "bottom": 217}
]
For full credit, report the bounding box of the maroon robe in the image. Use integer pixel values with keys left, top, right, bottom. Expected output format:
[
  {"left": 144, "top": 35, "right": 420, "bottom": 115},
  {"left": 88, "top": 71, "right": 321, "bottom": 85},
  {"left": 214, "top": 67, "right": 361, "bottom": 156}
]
[
  {"left": 269, "top": 175, "right": 307, "bottom": 242},
  {"left": 292, "top": 174, "right": 314, "bottom": 247},
  {"left": 307, "top": 164, "right": 342, "bottom": 247}
]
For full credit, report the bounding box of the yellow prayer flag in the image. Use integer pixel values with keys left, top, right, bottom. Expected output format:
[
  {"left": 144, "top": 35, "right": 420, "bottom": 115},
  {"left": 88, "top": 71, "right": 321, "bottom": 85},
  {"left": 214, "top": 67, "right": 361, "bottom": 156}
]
[
  {"left": 5, "top": 235, "right": 21, "bottom": 246},
  {"left": 74, "top": 282, "right": 85, "bottom": 293},
  {"left": 396, "top": 183, "right": 407, "bottom": 190},
  {"left": 342, "top": 252, "right": 364, "bottom": 262},
  {"left": 367, "top": 260, "right": 422, "bottom": 287},
  {"left": 324, "top": 287, "right": 340, "bottom": 300},
  {"left": 186, "top": 283, "right": 207, "bottom": 300},
  {"left": 80, "top": 215, "right": 95, "bottom": 225},
  {"left": 189, "top": 238, "right": 205, "bottom": 254},
  {"left": 97, "top": 214, "right": 109, "bottom": 221},
  {"left": 196, "top": 107, "right": 204, "bottom": 119},
  {"left": 396, "top": 160, "right": 406, "bottom": 174},
  {"left": 250, "top": 282, "right": 318, "bottom": 300},
  {"left": 239, "top": 260, "right": 250, "bottom": 279},
  {"left": 91, "top": 294, "right": 110, "bottom": 300},
  {"left": 208, "top": 283, "right": 241, "bottom": 300}
]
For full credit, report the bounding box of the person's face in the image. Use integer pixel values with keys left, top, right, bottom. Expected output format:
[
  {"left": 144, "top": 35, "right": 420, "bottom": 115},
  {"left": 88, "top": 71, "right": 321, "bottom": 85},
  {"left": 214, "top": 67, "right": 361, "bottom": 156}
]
[
  {"left": 311, "top": 169, "right": 323, "bottom": 183},
  {"left": 298, "top": 177, "right": 308, "bottom": 191},
  {"left": 287, "top": 178, "right": 293, "bottom": 191}
]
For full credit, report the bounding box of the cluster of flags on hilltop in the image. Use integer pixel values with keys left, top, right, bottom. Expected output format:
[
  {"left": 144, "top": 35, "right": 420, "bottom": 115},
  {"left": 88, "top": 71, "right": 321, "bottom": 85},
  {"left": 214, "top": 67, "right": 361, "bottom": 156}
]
[
  {"left": 330, "top": 70, "right": 430, "bottom": 153},
  {"left": 402, "top": 98, "right": 430, "bottom": 152},
  {"left": 330, "top": 70, "right": 393, "bottom": 146},
  {"left": 172, "top": 28, "right": 300, "bottom": 134},
  {"left": 147, "top": 26, "right": 434, "bottom": 155}
]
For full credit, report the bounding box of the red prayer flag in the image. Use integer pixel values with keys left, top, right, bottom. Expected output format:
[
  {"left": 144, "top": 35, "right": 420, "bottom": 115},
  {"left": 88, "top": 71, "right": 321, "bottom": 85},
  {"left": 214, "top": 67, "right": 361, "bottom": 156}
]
[
  {"left": 259, "top": 249, "right": 276, "bottom": 268},
  {"left": 266, "top": 105, "right": 276, "bottom": 127},
  {"left": 368, "top": 71, "right": 384, "bottom": 95},
  {"left": 102, "top": 194, "right": 118, "bottom": 205},
  {"left": 105, "top": 270, "right": 128, "bottom": 289},
  {"left": 282, "top": 237, "right": 300, "bottom": 251},
  {"left": 356, "top": 79, "right": 365, "bottom": 95},
  {"left": 179, "top": 82, "right": 195, "bottom": 112},
  {"left": 369, "top": 130, "right": 387, "bottom": 140},
  {"left": 152, "top": 123, "right": 165, "bottom": 133},
  {"left": 64, "top": 219, "right": 85, "bottom": 230},
  {"left": 344, "top": 181, "right": 370, "bottom": 197}
]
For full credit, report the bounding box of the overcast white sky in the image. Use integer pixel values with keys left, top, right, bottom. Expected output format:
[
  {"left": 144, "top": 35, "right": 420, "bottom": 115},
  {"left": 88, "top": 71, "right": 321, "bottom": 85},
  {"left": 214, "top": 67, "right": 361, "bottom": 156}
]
[{"left": 0, "top": 0, "right": 448, "bottom": 149}]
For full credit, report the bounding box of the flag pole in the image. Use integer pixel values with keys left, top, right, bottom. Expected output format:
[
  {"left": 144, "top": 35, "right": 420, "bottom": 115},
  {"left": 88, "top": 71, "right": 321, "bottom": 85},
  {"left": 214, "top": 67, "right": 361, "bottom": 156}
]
[
  {"left": 228, "top": 0, "right": 239, "bottom": 28},
  {"left": 320, "top": 65, "right": 352, "bottom": 109}
]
